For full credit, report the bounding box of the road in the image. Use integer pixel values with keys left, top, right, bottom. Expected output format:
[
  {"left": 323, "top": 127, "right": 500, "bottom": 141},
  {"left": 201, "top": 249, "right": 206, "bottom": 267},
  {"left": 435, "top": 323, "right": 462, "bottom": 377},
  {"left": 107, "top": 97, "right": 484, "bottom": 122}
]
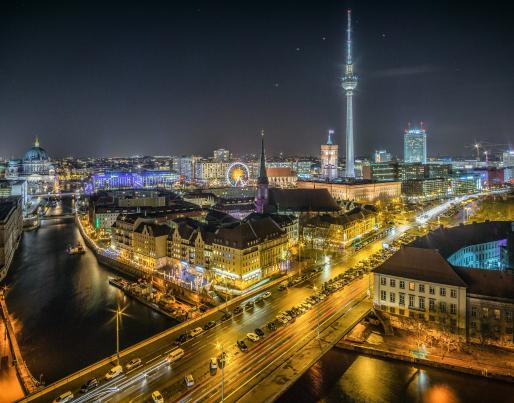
[{"left": 28, "top": 193, "right": 491, "bottom": 402}]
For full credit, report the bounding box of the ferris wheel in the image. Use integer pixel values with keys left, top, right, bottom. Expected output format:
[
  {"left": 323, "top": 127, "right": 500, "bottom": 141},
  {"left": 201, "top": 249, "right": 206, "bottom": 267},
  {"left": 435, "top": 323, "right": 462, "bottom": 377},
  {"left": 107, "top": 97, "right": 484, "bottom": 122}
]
[{"left": 226, "top": 162, "right": 250, "bottom": 187}]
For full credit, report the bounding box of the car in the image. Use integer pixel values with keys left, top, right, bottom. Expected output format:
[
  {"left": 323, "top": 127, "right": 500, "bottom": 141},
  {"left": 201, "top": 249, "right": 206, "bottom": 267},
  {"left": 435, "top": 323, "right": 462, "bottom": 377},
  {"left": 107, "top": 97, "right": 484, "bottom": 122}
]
[
  {"left": 203, "top": 320, "right": 216, "bottom": 330},
  {"left": 237, "top": 340, "right": 248, "bottom": 352},
  {"left": 190, "top": 327, "right": 204, "bottom": 337},
  {"left": 267, "top": 322, "right": 277, "bottom": 331},
  {"left": 247, "top": 332, "right": 260, "bottom": 342},
  {"left": 167, "top": 348, "right": 185, "bottom": 364},
  {"left": 210, "top": 357, "right": 218, "bottom": 370},
  {"left": 245, "top": 301, "right": 254, "bottom": 310},
  {"left": 176, "top": 333, "right": 188, "bottom": 343},
  {"left": 278, "top": 284, "right": 287, "bottom": 291},
  {"left": 52, "top": 391, "right": 73, "bottom": 403},
  {"left": 262, "top": 291, "right": 272, "bottom": 299},
  {"left": 255, "top": 328, "right": 265, "bottom": 337},
  {"left": 80, "top": 377, "right": 99, "bottom": 393},
  {"left": 277, "top": 316, "right": 288, "bottom": 325},
  {"left": 233, "top": 306, "right": 243, "bottom": 315},
  {"left": 125, "top": 357, "right": 142, "bottom": 371},
  {"left": 151, "top": 391, "right": 164, "bottom": 403},
  {"left": 221, "top": 312, "right": 232, "bottom": 321},
  {"left": 184, "top": 374, "right": 195, "bottom": 387},
  {"left": 104, "top": 365, "right": 123, "bottom": 380},
  {"left": 255, "top": 296, "right": 264, "bottom": 303}
]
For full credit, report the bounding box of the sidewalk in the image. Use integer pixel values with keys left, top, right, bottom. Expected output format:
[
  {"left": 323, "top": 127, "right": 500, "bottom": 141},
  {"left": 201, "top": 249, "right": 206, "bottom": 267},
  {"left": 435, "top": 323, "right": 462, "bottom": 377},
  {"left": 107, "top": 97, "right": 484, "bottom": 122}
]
[
  {"left": 338, "top": 325, "right": 514, "bottom": 383},
  {"left": 0, "top": 308, "right": 24, "bottom": 403}
]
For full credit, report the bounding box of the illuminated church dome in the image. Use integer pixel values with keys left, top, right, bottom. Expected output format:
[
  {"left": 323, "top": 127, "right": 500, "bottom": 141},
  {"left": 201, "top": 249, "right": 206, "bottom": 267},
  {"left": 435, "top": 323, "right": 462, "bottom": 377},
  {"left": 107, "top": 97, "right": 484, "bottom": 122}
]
[{"left": 24, "top": 137, "right": 49, "bottom": 162}]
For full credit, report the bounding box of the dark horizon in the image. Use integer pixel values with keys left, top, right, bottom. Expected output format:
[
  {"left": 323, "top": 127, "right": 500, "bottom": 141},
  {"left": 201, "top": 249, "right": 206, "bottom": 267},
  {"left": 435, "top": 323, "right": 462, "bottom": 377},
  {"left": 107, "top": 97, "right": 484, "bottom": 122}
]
[{"left": 1, "top": 0, "right": 513, "bottom": 159}]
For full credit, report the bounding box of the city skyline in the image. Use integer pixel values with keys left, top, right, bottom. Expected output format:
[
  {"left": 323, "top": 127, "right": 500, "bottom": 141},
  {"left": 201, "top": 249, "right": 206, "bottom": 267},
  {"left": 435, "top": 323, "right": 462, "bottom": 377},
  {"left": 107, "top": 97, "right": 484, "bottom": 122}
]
[{"left": 1, "top": 1, "right": 513, "bottom": 159}]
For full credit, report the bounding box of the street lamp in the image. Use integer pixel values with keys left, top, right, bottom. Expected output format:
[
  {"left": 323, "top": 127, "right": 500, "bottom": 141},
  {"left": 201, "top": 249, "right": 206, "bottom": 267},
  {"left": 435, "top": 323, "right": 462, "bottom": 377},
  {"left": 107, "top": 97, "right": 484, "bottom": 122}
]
[
  {"left": 111, "top": 305, "right": 127, "bottom": 366},
  {"left": 216, "top": 342, "right": 225, "bottom": 402},
  {"left": 313, "top": 286, "right": 320, "bottom": 339}
]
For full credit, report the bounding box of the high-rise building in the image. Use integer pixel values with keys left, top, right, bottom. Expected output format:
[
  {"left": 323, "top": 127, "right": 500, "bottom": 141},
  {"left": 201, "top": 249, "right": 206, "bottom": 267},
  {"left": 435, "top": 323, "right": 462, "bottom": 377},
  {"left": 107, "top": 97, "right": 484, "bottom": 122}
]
[
  {"left": 255, "top": 131, "right": 269, "bottom": 214},
  {"left": 320, "top": 130, "right": 339, "bottom": 180},
  {"left": 213, "top": 148, "right": 230, "bottom": 162},
  {"left": 342, "top": 9, "right": 358, "bottom": 178},
  {"left": 404, "top": 125, "right": 427, "bottom": 164},
  {"left": 373, "top": 150, "right": 392, "bottom": 163},
  {"left": 503, "top": 151, "right": 514, "bottom": 183}
]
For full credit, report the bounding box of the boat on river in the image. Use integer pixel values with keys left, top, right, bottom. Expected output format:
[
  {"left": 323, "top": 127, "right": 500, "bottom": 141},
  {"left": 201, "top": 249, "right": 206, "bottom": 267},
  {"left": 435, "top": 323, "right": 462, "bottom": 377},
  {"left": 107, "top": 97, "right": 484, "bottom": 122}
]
[{"left": 66, "top": 243, "right": 85, "bottom": 255}]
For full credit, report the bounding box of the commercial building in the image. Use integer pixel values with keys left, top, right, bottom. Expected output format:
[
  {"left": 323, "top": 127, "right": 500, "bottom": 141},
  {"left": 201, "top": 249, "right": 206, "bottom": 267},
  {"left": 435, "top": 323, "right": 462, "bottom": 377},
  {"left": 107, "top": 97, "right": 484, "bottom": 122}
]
[
  {"left": 303, "top": 205, "right": 379, "bottom": 251},
  {"left": 172, "top": 156, "right": 201, "bottom": 180},
  {"left": 0, "top": 197, "right": 23, "bottom": 282},
  {"left": 297, "top": 180, "right": 401, "bottom": 203},
  {"left": 320, "top": 130, "right": 338, "bottom": 180},
  {"left": 0, "top": 180, "right": 28, "bottom": 208},
  {"left": 404, "top": 126, "right": 427, "bottom": 164},
  {"left": 401, "top": 178, "right": 448, "bottom": 202},
  {"left": 373, "top": 150, "right": 392, "bottom": 163},
  {"left": 90, "top": 170, "right": 179, "bottom": 191},
  {"left": 213, "top": 148, "right": 230, "bottom": 162},
  {"left": 194, "top": 160, "right": 230, "bottom": 185},
  {"left": 132, "top": 222, "right": 170, "bottom": 269}
]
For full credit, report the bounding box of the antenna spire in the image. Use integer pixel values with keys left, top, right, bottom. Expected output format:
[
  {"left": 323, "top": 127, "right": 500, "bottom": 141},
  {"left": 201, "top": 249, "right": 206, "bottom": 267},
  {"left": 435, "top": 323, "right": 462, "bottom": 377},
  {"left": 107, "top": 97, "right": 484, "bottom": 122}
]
[{"left": 346, "top": 9, "right": 352, "bottom": 66}]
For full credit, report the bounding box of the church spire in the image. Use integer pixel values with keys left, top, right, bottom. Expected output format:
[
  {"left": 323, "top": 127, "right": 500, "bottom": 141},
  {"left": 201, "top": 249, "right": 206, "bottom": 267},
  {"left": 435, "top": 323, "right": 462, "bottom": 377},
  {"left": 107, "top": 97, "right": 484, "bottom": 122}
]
[{"left": 257, "top": 130, "right": 268, "bottom": 185}]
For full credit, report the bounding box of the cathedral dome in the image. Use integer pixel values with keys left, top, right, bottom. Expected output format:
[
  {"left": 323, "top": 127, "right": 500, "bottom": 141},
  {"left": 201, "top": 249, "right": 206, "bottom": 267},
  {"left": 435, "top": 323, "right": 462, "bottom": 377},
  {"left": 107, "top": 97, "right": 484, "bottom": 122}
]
[{"left": 23, "top": 137, "right": 49, "bottom": 161}]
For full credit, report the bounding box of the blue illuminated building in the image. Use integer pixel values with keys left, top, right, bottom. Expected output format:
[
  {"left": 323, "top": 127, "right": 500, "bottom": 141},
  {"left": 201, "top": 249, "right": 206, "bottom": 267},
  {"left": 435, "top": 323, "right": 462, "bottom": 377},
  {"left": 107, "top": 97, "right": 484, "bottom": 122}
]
[{"left": 91, "top": 170, "right": 179, "bottom": 191}]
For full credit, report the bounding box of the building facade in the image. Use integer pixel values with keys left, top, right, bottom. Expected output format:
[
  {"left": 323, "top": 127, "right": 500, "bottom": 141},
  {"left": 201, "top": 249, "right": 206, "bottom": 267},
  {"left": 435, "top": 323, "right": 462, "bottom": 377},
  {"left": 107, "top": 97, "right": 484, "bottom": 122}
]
[
  {"left": 404, "top": 127, "right": 427, "bottom": 164},
  {"left": 0, "top": 197, "right": 23, "bottom": 282},
  {"left": 320, "top": 130, "right": 339, "bottom": 180},
  {"left": 297, "top": 180, "right": 401, "bottom": 203}
]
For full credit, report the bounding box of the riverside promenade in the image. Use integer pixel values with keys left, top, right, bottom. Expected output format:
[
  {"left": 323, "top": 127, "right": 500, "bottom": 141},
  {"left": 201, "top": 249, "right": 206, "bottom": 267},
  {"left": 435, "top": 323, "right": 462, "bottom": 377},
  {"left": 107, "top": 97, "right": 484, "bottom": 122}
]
[
  {"left": 0, "top": 290, "right": 38, "bottom": 399},
  {"left": 337, "top": 325, "right": 514, "bottom": 383}
]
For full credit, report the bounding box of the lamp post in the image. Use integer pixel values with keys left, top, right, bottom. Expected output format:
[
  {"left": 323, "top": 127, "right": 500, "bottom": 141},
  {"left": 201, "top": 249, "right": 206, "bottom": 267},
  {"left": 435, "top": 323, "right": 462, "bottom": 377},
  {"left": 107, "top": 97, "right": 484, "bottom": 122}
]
[
  {"left": 217, "top": 342, "right": 225, "bottom": 402},
  {"left": 313, "top": 286, "right": 320, "bottom": 339},
  {"left": 115, "top": 306, "right": 121, "bottom": 366}
]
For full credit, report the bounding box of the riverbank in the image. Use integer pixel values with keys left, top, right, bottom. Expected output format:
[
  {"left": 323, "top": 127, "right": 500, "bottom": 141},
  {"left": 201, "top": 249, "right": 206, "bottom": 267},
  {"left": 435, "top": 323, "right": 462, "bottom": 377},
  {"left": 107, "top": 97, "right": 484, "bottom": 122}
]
[{"left": 337, "top": 321, "right": 514, "bottom": 383}]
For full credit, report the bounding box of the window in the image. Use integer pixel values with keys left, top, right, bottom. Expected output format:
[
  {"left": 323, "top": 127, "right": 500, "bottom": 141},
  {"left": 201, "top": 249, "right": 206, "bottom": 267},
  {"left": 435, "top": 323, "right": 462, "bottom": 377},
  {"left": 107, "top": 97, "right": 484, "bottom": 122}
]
[
  {"left": 440, "top": 287, "right": 446, "bottom": 297},
  {"left": 409, "top": 282, "right": 415, "bottom": 291},
  {"left": 390, "top": 279, "right": 396, "bottom": 287},
  {"left": 399, "top": 293, "right": 405, "bottom": 306},
  {"left": 494, "top": 309, "right": 501, "bottom": 320},
  {"left": 429, "top": 299, "right": 435, "bottom": 312},
  {"left": 440, "top": 302, "right": 447, "bottom": 313},
  {"left": 380, "top": 277, "right": 386, "bottom": 286},
  {"left": 419, "top": 296, "right": 425, "bottom": 311},
  {"left": 506, "top": 311, "right": 513, "bottom": 321},
  {"left": 419, "top": 284, "right": 425, "bottom": 293},
  {"left": 471, "top": 307, "right": 478, "bottom": 318},
  {"left": 389, "top": 306, "right": 395, "bottom": 313},
  {"left": 450, "top": 303, "right": 456, "bottom": 315},
  {"left": 381, "top": 290, "right": 386, "bottom": 301},
  {"left": 450, "top": 289, "right": 457, "bottom": 298},
  {"left": 399, "top": 281, "right": 405, "bottom": 289},
  {"left": 390, "top": 292, "right": 396, "bottom": 303},
  {"left": 482, "top": 307, "right": 489, "bottom": 318},
  {"left": 399, "top": 309, "right": 405, "bottom": 316},
  {"left": 429, "top": 285, "right": 435, "bottom": 295},
  {"left": 408, "top": 295, "right": 415, "bottom": 308}
]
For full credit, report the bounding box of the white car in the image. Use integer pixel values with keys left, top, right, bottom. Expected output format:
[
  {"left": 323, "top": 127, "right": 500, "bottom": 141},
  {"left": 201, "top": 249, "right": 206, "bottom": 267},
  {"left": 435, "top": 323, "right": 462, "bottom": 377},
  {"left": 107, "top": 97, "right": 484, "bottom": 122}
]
[
  {"left": 184, "top": 373, "right": 195, "bottom": 387},
  {"left": 52, "top": 391, "right": 73, "bottom": 403},
  {"left": 189, "top": 327, "right": 204, "bottom": 337},
  {"left": 263, "top": 291, "right": 272, "bottom": 299},
  {"left": 247, "top": 332, "right": 260, "bottom": 342},
  {"left": 151, "top": 390, "right": 164, "bottom": 403},
  {"left": 105, "top": 365, "right": 123, "bottom": 380},
  {"left": 125, "top": 357, "right": 142, "bottom": 371},
  {"left": 210, "top": 357, "right": 218, "bottom": 370}
]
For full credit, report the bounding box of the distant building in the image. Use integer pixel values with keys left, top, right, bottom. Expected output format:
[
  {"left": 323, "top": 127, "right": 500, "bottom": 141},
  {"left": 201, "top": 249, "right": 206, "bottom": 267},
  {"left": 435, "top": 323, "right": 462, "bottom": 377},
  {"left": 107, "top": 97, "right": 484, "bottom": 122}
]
[
  {"left": 194, "top": 160, "right": 230, "bottom": 185},
  {"left": 503, "top": 151, "right": 514, "bottom": 183},
  {"left": 404, "top": 126, "right": 427, "bottom": 164},
  {"left": 297, "top": 180, "right": 401, "bottom": 203},
  {"left": 90, "top": 170, "right": 179, "bottom": 191},
  {"left": 213, "top": 148, "right": 230, "bottom": 162},
  {"left": 6, "top": 137, "right": 56, "bottom": 194},
  {"left": 266, "top": 167, "right": 297, "bottom": 188},
  {"left": 373, "top": 150, "right": 392, "bottom": 163},
  {"left": 172, "top": 156, "right": 201, "bottom": 180},
  {"left": 320, "top": 130, "right": 339, "bottom": 180},
  {"left": 401, "top": 178, "right": 448, "bottom": 202},
  {"left": 0, "top": 197, "right": 23, "bottom": 282}
]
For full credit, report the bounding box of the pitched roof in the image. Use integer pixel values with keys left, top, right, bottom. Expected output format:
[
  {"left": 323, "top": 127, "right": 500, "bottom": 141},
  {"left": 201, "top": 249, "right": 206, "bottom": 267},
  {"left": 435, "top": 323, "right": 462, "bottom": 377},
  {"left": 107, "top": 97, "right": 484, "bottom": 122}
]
[
  {"left": 268, "top": 188, "right": 340, "bottom": 212},
  {"left": 453, "top": 268, "right": 514, "bottom": 300},
  {"left": 375, "top": 246, "right": 468, "bottom": 287},
  {"left": 214, "top": 216, "right": 284, "bottom": 249},
  {"left": 266, "top": 167, "right": 296, "bottom": 177},
  {"left": 134, "top": 222, "right": 170, "bottom": 237}
]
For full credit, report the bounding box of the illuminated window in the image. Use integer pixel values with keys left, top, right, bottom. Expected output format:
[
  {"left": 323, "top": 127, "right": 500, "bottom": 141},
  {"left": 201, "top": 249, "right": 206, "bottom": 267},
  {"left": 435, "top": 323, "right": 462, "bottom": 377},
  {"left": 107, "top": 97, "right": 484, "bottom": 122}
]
[{"left": 408, "top": 282, "right": 415, "bottom": 291}]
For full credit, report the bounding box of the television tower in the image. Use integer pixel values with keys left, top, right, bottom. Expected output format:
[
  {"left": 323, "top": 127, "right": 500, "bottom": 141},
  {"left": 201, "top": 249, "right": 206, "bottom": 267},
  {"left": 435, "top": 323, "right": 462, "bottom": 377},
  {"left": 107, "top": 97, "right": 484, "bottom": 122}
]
[{"left": 342, "top": 9, "right": 358, "bottom": 178}]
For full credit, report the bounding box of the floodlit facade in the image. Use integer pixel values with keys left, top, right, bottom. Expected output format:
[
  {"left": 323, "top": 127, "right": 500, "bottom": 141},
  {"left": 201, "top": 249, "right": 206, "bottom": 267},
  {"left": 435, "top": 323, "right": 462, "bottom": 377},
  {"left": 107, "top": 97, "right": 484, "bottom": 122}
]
[
  {"left": 321, "top": 130, "right": 339, "bottom": 180},
  {"left": 404, "top": 127, "right": 427, "bottom": 164}
]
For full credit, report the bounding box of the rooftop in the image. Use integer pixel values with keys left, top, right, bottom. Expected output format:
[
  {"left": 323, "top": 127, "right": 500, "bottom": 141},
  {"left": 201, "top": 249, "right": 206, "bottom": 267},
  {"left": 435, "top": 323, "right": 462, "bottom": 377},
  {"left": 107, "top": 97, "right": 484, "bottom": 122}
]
[
  {"left": 268, "top": 188, "right": 340, "bottom": 212},
  {"left": 454, "top": 267, "right": 514, "bottom": 300}
]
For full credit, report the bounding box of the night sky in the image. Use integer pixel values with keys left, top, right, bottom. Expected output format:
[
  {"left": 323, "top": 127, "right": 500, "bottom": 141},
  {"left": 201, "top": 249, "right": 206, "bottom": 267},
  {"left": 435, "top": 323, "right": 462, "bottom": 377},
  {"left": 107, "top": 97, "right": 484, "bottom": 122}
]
[{"left": 1, "top": 1, "right": 513, "bottom": 159}]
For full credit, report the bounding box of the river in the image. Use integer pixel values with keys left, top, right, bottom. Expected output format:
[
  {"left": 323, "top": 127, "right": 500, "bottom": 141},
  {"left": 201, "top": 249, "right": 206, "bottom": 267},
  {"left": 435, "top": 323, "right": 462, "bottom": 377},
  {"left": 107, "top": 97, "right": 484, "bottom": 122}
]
[
  {"left": 280, "top": 348, "right": 514, "bottom": 403},
  {"left": 4, "top": 199, "right": 174, "bottom": 384}
]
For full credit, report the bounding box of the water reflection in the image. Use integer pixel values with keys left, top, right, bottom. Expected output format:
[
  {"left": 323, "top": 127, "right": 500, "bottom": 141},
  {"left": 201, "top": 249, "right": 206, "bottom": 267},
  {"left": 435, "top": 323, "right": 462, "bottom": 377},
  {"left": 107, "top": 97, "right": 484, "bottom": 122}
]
[
  {"left": 4, "top": 202, "right": 174, "bottom": 383},
  {"left": 280, "top": 348, "right": 514, "bottom": 403}
]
